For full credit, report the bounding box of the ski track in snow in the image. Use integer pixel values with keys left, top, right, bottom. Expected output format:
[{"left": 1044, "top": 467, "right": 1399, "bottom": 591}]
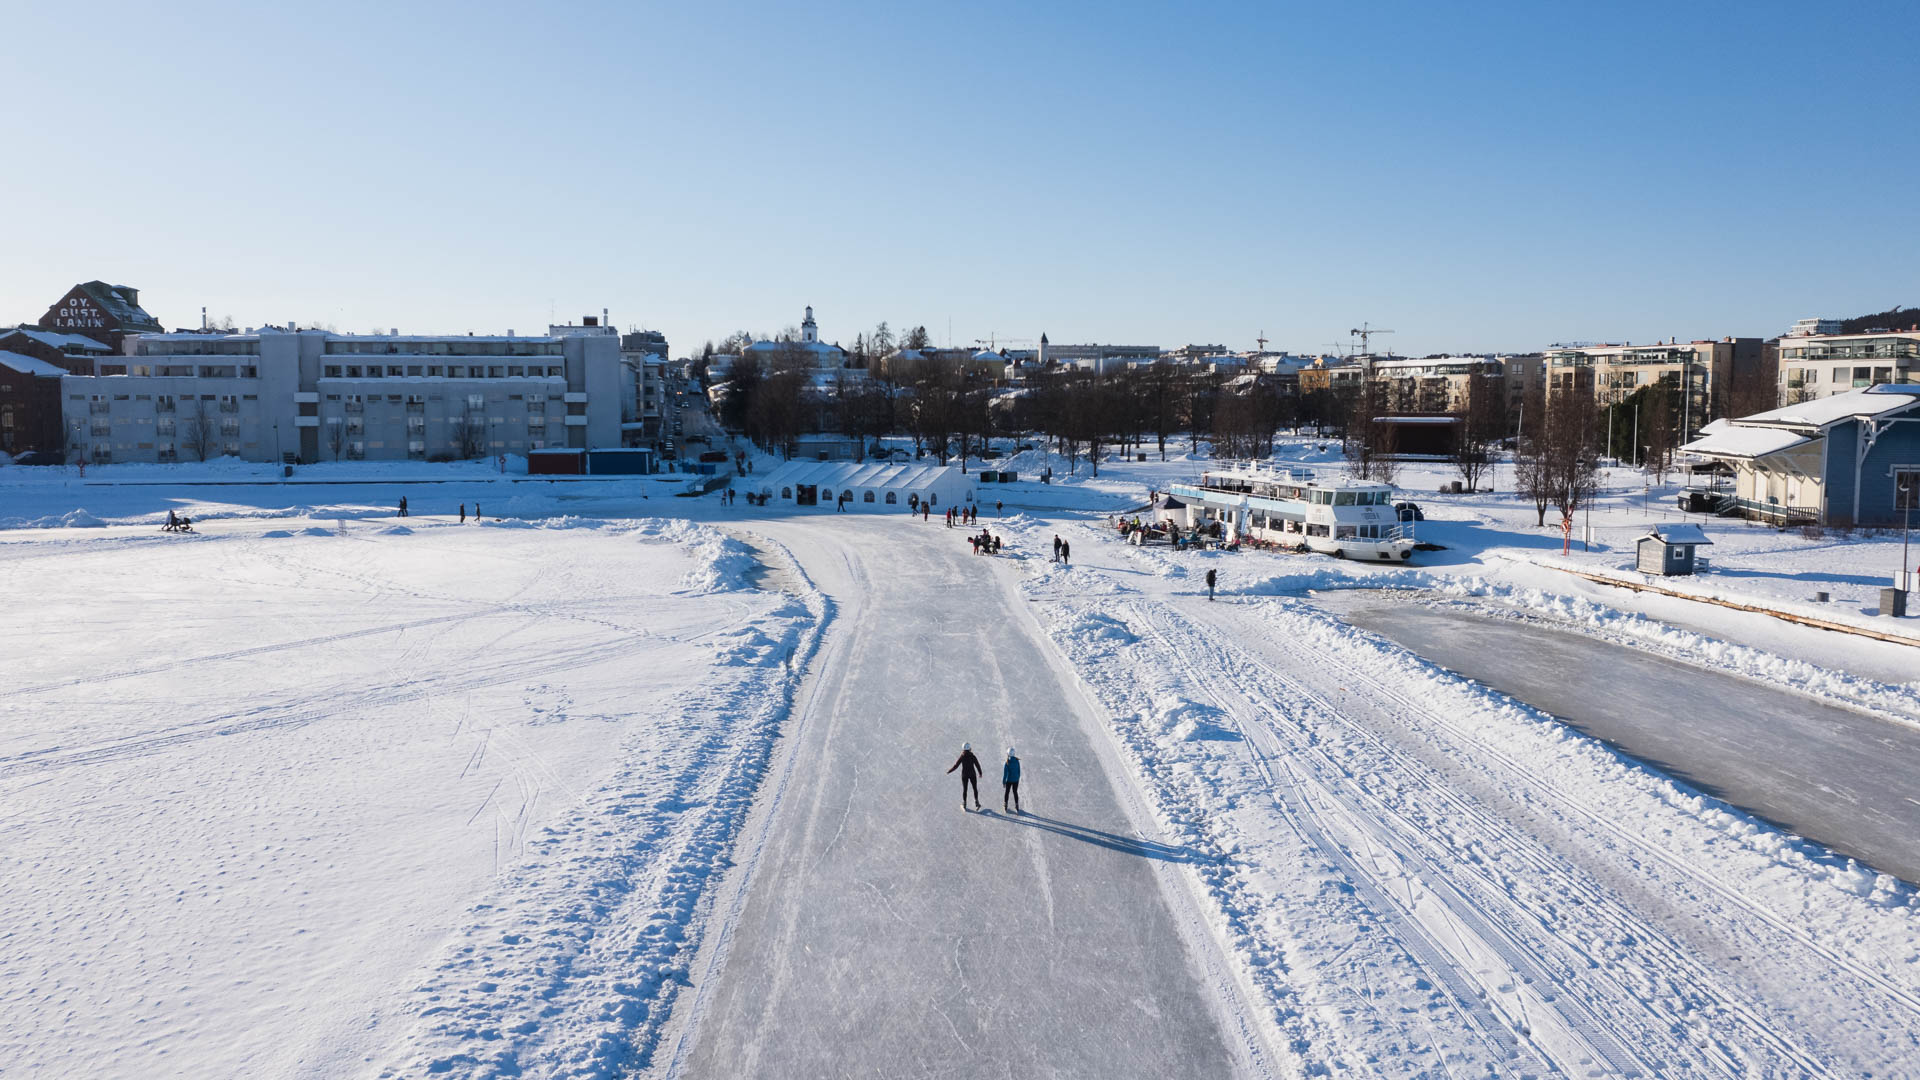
[{"left": 1014, "top": 513, "right": 1920, "bottom": 1077}]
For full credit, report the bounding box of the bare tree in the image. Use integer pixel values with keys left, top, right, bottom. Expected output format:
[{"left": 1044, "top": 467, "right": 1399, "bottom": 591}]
[
  {"left": 183, "top": 397, "right": 217, "bottom": 462},
  {"left": 1515, "top": 433, "right": 1553, "bottom": 526},
  {"left": 325, "top": 417, "right": 346, "bottom": 462},
  {"left": 449, "top": 403, "right": 486, "bottom": 460},
  {"left": 1341, "top": 382, "right": 1396, "bottom": 485},
  {"left": 1546, "top": 390, "right": 1601, "bottom": 525},
  {"left": 1449, "top": 373, "right": 1502, "bottom": 492}
]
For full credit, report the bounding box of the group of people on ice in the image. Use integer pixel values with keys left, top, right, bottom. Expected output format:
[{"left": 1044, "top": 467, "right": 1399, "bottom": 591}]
[
  {"left": 946, "top": 742, "right": 1021, "bottom": 813},
  {"left": 969, "top": 530, "right": 1002, "bottom": 555},
  {"left": 944, "top": 504, "right": 983, "bottom": 527}
]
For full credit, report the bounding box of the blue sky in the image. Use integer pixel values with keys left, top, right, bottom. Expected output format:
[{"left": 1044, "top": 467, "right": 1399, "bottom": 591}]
[{"left": 4, "top": 1, "right": 1915, "bottom": 356}]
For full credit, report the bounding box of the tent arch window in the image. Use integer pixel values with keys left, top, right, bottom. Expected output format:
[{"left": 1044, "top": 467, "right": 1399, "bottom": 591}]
[
  {"left": 863, "top": 490, "right": 875, "bottom": 502},
  {"left": 781, "top": 487, "right": 791, "bottom": 499},
  {"left": 885, "top": 492, "right": 897, "bottom": 504}
]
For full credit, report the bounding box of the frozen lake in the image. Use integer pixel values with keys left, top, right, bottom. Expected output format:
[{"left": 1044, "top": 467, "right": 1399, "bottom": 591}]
[{"left": 1323, "top": 593, "right": 1920, "bottom": 884}]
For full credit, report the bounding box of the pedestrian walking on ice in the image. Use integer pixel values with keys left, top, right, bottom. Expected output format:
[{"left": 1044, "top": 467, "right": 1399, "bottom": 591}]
[
  {"left": 1206, "top": 568, "right": 1216, "bottom": 601},
  {"left": 474, "top": 502, "right": 481, "bottom": 522},
  {"left": 1061, "top": 539, "right": 1070, "bottom": 564},
  {"left": 996, "top": 499, "right": 1002, "bottom": 517},
  {"left": 1002, "top": 747, "right": 1022, "bottom": 813},
  {"left": 1052, "top": 535, "right": 1061, "bottom": 562},
  {"left": 399, "top": 495, "right": 408, "bottom": 517},
  {"left": 459, "top": 503, "right": 466, "bottom": 524},
  {"left": 948, "top": 742, "right": 984, "bottom": 810}
]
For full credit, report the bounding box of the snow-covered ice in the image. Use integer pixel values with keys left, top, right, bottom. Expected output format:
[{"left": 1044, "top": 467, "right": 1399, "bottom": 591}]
[
  {"left": 0, "top": 510, "right": 820, "bottom": 1077},
  {"left": 8, "top": 438, "right": 1920, "bottom": 1079}
]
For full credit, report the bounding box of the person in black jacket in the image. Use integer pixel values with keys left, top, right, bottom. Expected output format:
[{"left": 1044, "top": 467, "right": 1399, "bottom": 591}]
[
  {"left": 1206, "top": 568, "right": 1216, "bottom": 600},
  {"left": 947, "top": 742, "right": 984, "bottom": 811}
]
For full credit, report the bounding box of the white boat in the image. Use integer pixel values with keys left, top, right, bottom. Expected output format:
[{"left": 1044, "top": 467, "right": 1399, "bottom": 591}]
[{"left": 1165, "top": 465, "right": 1416, "bottom": 561}]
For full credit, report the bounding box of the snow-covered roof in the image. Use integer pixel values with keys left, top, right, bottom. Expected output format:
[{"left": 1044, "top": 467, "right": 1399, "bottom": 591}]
[
  {"left": 0, "top": 350, "right": 72, "bottom": 377},
  {"left": 3, "top": 327, "right": 112, "bottom": 351},
  {"left": 1731, "top": 386, "right": 1920, "bottom": 429},
  {"left": 758, "top": 460, "right": 970, "bottom": 493},
  {"left": 1645, "top": 523, "right": 1712, "bottom": 545},
  {"left": 1679, "top": 420, "right": 1812, "bottom": 460}
]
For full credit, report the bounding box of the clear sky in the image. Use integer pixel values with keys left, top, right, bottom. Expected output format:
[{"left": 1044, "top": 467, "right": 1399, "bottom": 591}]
[{"left": 4, "top": 1, "right": 1915, "bottom": 356}]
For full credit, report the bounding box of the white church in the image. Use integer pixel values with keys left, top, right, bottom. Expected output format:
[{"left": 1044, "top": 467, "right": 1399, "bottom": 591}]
[{"left": 741, "top": 307, "right": 850, "bottom": 376}]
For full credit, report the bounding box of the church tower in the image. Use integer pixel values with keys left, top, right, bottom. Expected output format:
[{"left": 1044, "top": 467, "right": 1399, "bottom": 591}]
[{"left": 802, "top": 306, "right": 818, "bottom": 344}]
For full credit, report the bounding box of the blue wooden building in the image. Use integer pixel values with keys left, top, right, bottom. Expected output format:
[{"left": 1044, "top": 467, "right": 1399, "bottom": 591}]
[{"left": 1680, "top": 385, "right": 1920, "bottom": 527}]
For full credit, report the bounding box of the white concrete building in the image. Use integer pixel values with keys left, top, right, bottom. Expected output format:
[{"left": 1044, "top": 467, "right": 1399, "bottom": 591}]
[
  {"left": 1785, "top": 317, "right": 1843, "bottom": 338},
  {"left": 59, "top": 326, "right": 621, "bottom": 464},
  {"left": 1778, "top": 330, "right": 1920, "bottom": 402}
]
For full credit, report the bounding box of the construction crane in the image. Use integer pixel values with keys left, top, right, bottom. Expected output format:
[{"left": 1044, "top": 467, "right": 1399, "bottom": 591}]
[
  {"left": 973, "top": 334, "right": 1032, "bottom": 351},
  {"left": 1349, "top": 322, "right": 1394, "bottom": 355},
  {"left": 1255, "top": 331, "right": 1269, "bottom": 352}
]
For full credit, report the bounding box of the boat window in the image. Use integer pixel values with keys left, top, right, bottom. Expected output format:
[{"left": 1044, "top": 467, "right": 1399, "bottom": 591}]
[
  {"left": 1335, "top": 525, "right": 1357, "bottom": 538},
  {"left": 1334, "top": 492, "right": 1356, "bottom": 506},
  {"left": 1306, "top": 523, "right": 1329, "bottom": 537}
]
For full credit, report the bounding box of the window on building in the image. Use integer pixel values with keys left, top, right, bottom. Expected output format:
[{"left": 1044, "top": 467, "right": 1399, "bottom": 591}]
[
  {"left": 1898, "top": 469, "right": 1920, "bottom": 512},
  {"left": 863, "top": 490, "right": 875, "bottom": 502}
]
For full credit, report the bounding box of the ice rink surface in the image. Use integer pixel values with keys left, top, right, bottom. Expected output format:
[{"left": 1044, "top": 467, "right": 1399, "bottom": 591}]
[{"left": 672, "top": 517, "right": 1263, "bottom": 1078}]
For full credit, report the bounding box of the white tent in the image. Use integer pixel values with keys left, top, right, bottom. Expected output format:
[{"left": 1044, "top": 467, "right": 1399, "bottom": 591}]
[{"left": 756, "top": 460, "right": 976, "bottom": 513}]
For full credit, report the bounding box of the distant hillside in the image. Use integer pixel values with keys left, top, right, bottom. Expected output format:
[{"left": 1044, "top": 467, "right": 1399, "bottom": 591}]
[{"left": 1838, "top": 306, "right": 1920, "bottom": 334}]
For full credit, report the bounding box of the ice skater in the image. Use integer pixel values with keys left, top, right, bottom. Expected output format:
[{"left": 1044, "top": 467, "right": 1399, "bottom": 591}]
[
  {"left": 1002, "top": 747, "right": 1022, "bottom": 813},
  {"left": 947, "top": 742, "right": 983, "bottom": 810}
]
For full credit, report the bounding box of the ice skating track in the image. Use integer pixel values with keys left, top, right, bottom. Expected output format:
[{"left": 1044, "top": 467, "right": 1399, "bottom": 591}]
[{"left": 665, "top": 519, "right": 1277, "bottom": 1078}]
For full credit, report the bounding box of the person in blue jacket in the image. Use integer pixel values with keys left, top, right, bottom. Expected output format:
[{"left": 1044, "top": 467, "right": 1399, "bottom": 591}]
[{"left": 1002, "top": 747, "right": 1022, "bottom": 814}]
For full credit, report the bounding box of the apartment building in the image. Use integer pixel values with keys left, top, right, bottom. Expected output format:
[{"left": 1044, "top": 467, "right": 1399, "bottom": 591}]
[
  {"left": 1367, "top": 356, "right": 1505, "bottom": 414},
  {"left": 1778, "top": 330, "right": 1920, "bottom": 401},
  {"left": 1544, "top": 338, "right": 1768, "bottom": 438},
  {"left": 59, "top": 326, "right": 620, "bottom": 464}
]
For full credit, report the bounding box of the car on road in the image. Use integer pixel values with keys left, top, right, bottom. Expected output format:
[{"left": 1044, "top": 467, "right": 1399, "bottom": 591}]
[
  {"left": 1393, "top": 501, "right": 1424, "bottom": 522},
  {"left": 5, "top": 450, "right": 64, "bottom": 466}
]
